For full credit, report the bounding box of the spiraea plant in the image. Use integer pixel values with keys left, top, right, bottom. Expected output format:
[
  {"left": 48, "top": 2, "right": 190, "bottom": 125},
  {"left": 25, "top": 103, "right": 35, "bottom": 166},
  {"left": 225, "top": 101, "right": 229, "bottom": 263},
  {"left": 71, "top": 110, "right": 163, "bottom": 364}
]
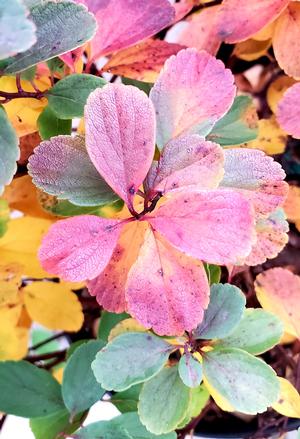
[{"left": 0, "top": 1, "right": 300, "bottom": 438}]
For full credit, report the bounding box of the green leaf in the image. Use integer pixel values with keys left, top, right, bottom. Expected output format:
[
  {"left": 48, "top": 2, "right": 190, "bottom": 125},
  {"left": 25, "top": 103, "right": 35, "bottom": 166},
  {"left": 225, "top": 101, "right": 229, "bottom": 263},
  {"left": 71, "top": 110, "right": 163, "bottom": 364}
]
[
  {"left": 75, "top": 424, "right": 132, "bottom": 439},
  {"left": 138, "top": 365, "right": 191, "bottom": 434},
  {"left": 111, "top": 384, "right": 143, "bottom": 413},
  {"left": 98, "top": 311, "right": 130, "bottom": 343},
  {"left": 31, "top": 328, "right": 60, "bottom": 355},
  {"left": 194, "top": 283, "right": 246, "bottom": 340},
  {"left": 0, "top": 106, "right": 19, "bottom": 194},
  {"left": 207, "top": 96, "right": 258, "bottom": 146},
  {"left": 214, "top": 308, "right": 283, "bottom": 355},
  {"left": 203, "top": 348, "right": 280, "bottom": 414},
  {"left": 37, "top": 106, "right": 72, "bottom": 140},
  {"left": 62, "top": 340, "right": 105, "bottom": 416},
  {"left": 0, "top": 361, "right": 64, "bottom": 417},
  {"left": 47, "top": 57, "right": 65, "bottom": 75},
  {"left": 0, "top": 0, "right": 36, "bottom": 60},
  {"left": 29, "top": 135, "right": 119, "bottom": 207},
  {"left": 208, "top": 264, "right": 221, "bottom": 285},
  {"left": 0, "top": 199, "right": 9, "bottom": 237},
  {"left": 39, "top": 194, "right": 122, "bottom": 217},
  {"left": 176, "top": 384, "right": 210, "bottom": 429},
  {"left": 122, "top": 77, "right": 153, "bottom": 95},
  {"left": 194, "top": 284, "right": 246, "bottom": 339},
  {"left": 66, "top": 339, "right": 90, "bottom": 360},
  {"left": 92, "top": 333, "right": 173, "bottom": 392},
  {"left": 178, "top": 353, "right": 202, "bottom": 388},
  {"left": 0, "top": 1, "right": 96, "bottom": 74},
  {"left": 74, "top": 412, "right": 176, "bottom": 439},
  {"left": 30, "top": 409, "right": 87, "bottom": 439},
  {"left": 47, "top": 74, "right": 106, "bottom": 119}
]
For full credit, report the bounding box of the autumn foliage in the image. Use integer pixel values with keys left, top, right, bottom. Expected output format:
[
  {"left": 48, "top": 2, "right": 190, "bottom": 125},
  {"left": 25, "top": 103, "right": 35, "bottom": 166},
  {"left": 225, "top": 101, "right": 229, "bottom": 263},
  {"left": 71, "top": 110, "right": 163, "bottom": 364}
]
[{"left": 0, "top": 0, "right": 300, "bottom": 438}]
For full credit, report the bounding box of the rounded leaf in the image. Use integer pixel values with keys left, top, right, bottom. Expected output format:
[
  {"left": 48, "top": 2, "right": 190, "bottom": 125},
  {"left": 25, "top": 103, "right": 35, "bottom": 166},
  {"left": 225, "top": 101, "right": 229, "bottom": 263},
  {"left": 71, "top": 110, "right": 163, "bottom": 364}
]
[{"left": 91, "top": 332, "right": 173, "bottom": 391}]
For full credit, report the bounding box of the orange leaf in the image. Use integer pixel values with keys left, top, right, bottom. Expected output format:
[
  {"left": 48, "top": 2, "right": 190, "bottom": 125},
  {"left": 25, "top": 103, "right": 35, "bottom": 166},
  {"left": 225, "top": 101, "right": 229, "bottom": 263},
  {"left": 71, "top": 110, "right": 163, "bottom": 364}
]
[
  {"left": 103, "top": 39, "right": 184, "bottom": 82},
  {"left": 18, "top": 132, "right": 41, "bottom": 166},
  {"left": 3, "top": 175, "right": 54, "bottom": 220},
  {"left": 283, "top": 184, "right": 300, "bottom": 223}
]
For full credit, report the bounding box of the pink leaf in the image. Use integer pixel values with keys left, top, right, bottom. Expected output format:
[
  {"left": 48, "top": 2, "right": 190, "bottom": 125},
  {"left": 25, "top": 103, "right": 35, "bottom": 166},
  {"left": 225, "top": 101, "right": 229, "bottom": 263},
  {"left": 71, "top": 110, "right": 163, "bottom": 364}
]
[
  {"left": 217, "top": 0, "right": 289, "bottom": 43},
  {"left": 60, "top": 47, "right": 84, "bottom": 72},
  {"left": 77, "top": 0, "right": 175, "bottom": 60},
  {"left": 88, "top": 221, "right": 148, "bottom": 313},
  {"left": 39, "top": 216, "right": 123, "bottom": 281},
  {"left": 85, "top": 84, "right": 156, "bottom": 210},
  {"left": 244, "top": 209, "right": 288, "bottom": 266},
  {"left": 277, "top": 82, "right": 300, "bottom": 139},
  {"left": 125, "top": 228, "right": 209, "bottom": 335},
  {"left": 220, "top": 149, "right": 288, "bottom": 217},
  {"left": 273, "top": 3, "right": 300, "bottom": 80},
  {"left": 172, "top": 0, "right": 199, "bottom": 22},
  {"left": 146, "top": 190, "right": 255, "bottom": 265},
  {"left": 166, "top": 6, "right": 221, "bottom": 56},
  {"left": 148, "top": 134, "right": 224, "bottom": 195},
  {"left": 150, "top": 48, "right": 236, "bottom": 148}
]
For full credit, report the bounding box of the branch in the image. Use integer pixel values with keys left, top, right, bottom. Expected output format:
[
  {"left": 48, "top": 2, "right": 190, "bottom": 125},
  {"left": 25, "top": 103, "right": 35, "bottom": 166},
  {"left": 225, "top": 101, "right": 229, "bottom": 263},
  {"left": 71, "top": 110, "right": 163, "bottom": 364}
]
[
  {"left": 29, "top": 332, "right": 66, "bottom": 351},
  {"left": 26, "top": 349, "right": 66, "bottom": 363},
  {"left": 0, "top": 89, "right": 45, "bottom": 103}
]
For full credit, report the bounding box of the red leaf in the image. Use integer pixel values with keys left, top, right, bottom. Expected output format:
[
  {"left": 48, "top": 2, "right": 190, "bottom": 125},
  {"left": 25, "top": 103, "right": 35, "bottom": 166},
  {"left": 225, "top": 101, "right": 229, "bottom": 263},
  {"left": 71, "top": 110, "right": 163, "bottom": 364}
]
[{"left": 102, "top": 39, "right": 184, "bottom": 82}]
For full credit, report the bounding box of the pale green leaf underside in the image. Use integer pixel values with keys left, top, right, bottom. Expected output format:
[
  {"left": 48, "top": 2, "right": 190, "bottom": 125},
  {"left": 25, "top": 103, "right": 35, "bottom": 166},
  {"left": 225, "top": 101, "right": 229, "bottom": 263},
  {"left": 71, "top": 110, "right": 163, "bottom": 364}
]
[
  {"left": 28, "top": 135, "right": 119, "bottom": 207},
  {"left": 138, "top": 365, "right": 191, "bottom": 434},
  {"left": 0, "top": 1, "right": 96, "bottom": 73},
  {"left": 0, "top": 107, "right": 19, "bottom": 194},
  {"left": 92, "top": 333, "right": 173, "bottom": 392},
  {"left": 178, "top": 354, "right": 203, "bottom": 388},
  {"left": 0, "top": 0, "right": 36, "bottom": 60},
  {"left": 214, "top": 308, "right": 283, "bottom": 354},
  {"left": 203, "top": 348, "right": 280, "bottom": 414},
  {"left": 194, "top": 283, "right": 246, "bottom": 340}
]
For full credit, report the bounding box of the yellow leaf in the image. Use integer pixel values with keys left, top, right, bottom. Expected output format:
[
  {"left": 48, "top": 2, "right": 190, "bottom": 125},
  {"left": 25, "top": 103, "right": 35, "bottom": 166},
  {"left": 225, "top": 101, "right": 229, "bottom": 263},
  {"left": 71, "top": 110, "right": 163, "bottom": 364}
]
[
  {"left": 255, "top": 268, "right": 300, "bottom": 338},
  {"left": 108, "top": 318, "right": 147, "bottom": 341},
  {"left": 3, "top": 175, "right": 54, "bottom": 219},
  {"left": 203, "top": 376, "right": 235, "bottom": 412},
  {"left": 280, "top": 332, "right": 297, "bottom": 344},
  {"left": 253, "top": 20, "right": 276, "bottom": 41},
  {"left": 234, "top": 39, "right": 272, "bottom": 62},
  {"left": 0, "top": 76, "right": 50, "bottom": 136},
  {"left": 0, "top": 324, "right": 29, "bottom": 360},
  {"left": 272, "top": 377, "right": 300, "bottom": 418},
  {"left": 77, "top": 118, "right": 85, "bottom": 134},
  {"left": 0, "top": 263, "right": 22, "bottom": 306},
  {"left": 53, "top": 366, "right": 64, "bottom": 383},
  {"left": 267, "top": 75, "right": 297, "bottom": 113},
  {"left": 0, "top": 216, "right": 54, "bottom": 277},
  {"left": 242, "top": 116, "right": 287, "bottom": 154},
  {"left": 23, "top": 281, "right": 84, "bottom": 331},
  {"left": 17, "top": 306, "right": 32, "bottom": 329},
  {"left": 0, "top": 303, "right": 23, "bottom": 326}
]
